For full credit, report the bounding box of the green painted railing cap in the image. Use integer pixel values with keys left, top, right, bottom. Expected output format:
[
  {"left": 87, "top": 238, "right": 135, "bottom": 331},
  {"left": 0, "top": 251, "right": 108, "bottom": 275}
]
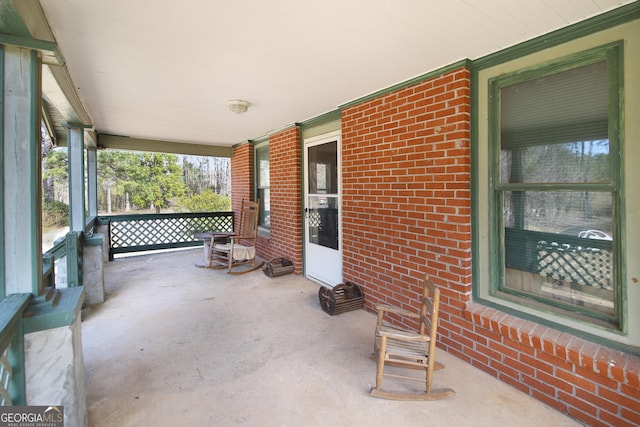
[
  {"left": 0, "top": 294, "right": 31, "bottom": 351},
  {"left": 23, "top": 287, "right": 84, "bottom": 334}
]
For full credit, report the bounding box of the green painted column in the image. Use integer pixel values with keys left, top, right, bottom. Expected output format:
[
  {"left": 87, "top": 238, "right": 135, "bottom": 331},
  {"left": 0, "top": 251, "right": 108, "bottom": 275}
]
[
  {"left": 66, "top": 125, "right": 87, "bottom": 232},
  {"left": 87, "top": 148, "right": 98, "bottom": 218},
  {"left": 0, "top": 46, "right": 4, "bottom": 301},
  {"left": 1, "top": 45, "right": 42, "bottom": 296}
]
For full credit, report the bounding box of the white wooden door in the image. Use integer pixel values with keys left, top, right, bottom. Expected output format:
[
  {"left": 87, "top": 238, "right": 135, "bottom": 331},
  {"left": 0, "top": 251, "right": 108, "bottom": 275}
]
[{"left": 304, "top": 133, "right": 342, "bottom": 286}]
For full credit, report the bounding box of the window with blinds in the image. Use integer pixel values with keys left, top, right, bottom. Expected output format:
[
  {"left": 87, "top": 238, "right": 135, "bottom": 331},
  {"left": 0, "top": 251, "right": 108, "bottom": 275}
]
[
  {"left": 489, "top": 46, "right": 621, "bottom": 328},
  {"left": 256, "top": 144, "right": 270, "bottom": 228}
]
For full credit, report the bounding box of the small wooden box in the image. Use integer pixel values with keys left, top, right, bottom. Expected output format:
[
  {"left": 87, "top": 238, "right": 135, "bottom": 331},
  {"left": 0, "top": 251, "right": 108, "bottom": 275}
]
[
  {"left": 262, "top": 257, "right": 295, "bottom": 277},
  {"left": 318, "top": 282, "right": 364, "bottom": 315}
]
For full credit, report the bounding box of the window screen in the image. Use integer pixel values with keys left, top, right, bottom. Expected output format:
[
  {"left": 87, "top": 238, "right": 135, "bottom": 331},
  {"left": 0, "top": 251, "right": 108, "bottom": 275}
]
[
  {"left": 495, "top": 58, "right": 618, "bottom": 325},
  {"left": 256, "top": 146, "right": 270, "bottom": 227}
]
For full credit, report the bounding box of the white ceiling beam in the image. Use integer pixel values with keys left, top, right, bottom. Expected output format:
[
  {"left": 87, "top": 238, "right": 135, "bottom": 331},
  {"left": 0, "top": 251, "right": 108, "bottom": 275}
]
[{"left": 98, "top": 135, "right": 233, "bottom": 158}]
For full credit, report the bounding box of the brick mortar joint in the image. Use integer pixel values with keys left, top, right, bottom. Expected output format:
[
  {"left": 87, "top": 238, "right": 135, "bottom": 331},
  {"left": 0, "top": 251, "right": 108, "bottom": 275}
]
[{"left": 463, "top": 302, "right": 640, "bottom": 388}]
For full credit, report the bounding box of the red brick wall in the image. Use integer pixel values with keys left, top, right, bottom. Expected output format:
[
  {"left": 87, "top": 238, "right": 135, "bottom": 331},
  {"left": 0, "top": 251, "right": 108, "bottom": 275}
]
[
  {"left": 230, "top": 128, "right": 303, "bottom": 274},
  {"left": 342, "top": 67, "right": 472, "bottom": 316},
  {"left": 231, "top": 62, "right": 640, "bottom": 427},
  {"left": 231, "top": 143, "right": 253, "bottom": 216},
  {"left": 341, "top": 66, "right": 640, "bottom": 427},
  {"left": 264, "top": 127, "right": 303, "bottom": 273},
  {"left": 463, "top": 305, "right": 640, "bottom": 427}
]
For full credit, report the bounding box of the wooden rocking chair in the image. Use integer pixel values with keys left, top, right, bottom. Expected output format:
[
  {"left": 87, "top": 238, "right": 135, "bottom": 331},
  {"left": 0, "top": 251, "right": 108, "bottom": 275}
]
[
  {"left": 371, "top": 275, "right": 455, "bottom": 400},
  {"left": 208, "top": 199, "right": 263, "bottom": 274}
]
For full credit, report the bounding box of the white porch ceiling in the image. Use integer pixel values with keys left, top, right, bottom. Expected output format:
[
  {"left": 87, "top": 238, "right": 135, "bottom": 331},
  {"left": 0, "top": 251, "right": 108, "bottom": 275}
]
[{"left": 38, "top": 0, "right": 635, "bottom": 148}]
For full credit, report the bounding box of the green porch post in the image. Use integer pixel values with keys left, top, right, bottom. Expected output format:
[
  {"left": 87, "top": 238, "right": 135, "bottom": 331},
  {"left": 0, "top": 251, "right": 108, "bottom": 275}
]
[
  {"left": 66, "top": 125, "right": 89, "bottom": 232},
  {"left": 1, "top": 5, "right": 89, "bottom": 424},
  {"left": 0, "top": 45, "right": 3, "bottom": 301},
  {"left": 1, "top": 45, "right": 42, "bottom": 296},
  {"left": 87, "top": 148, "right": 98, "bottom": 218}
]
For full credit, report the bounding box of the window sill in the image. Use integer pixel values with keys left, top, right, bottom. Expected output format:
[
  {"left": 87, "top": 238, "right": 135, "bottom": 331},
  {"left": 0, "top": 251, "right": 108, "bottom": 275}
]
[{"left": 258, "top": 227, "right": 271, "bottom": 239}]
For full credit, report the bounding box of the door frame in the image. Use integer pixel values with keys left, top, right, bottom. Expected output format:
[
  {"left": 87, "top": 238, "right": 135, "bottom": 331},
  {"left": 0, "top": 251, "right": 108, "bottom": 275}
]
[{"left": 302, "top": 130, "right": 342, "bottom": 286}]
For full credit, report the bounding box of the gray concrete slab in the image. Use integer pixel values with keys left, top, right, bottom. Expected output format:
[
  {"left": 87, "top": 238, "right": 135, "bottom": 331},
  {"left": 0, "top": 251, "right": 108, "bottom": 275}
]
[{"left": 82, "top": 248, "right": 579, "bottom": 427}]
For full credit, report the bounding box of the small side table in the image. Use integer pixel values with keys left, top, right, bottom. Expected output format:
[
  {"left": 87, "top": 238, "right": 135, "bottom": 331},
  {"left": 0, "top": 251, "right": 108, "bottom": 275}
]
[{"left": 193, "top": 232, "right": 235, "bottom": 268}]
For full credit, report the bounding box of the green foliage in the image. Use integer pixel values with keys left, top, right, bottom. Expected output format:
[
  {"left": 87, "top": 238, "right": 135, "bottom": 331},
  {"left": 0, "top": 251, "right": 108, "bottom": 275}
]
[
  {"left": 42, "top": 148, "right": 231, "bottom": 219},
  {"left": 43, "top": 149, "right": 68, "bottom": 179},
  {"left": 128, "top": 153, "right": 186, "bottom": 213},
  {"left": 43, "top": 149, "right": 68, "bottom": 203},
  {"left": 183, "top": 156, "right": 231, "bottom": 196},
  {"left": 98, "top": 150, "right": 144, "bottom": 212},
  {"left": 42, "top": 200, "right": 69, "bottom": 229},
  {"left": 176, "top": 190, "right": 231, "bottom": 212},
  {"left": 97, "top": 151, "right": 187, "bottom": 213},
  {"left": 183, "top": 159, "right": 208, "bottom": 196}
]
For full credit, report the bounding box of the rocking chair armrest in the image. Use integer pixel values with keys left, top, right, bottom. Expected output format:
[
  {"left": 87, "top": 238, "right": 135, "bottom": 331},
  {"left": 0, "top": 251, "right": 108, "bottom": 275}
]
[
  {"left": 231, "top": 235, "right": 256, "bottom": 240},
  {"left": 377, "top": 326, "right": 430, "bottom": 342},
  {"left": 230, "top": 236, "right": 257, "bottom": 245},
  {"left": 375, "top": 304, "right": 419, "bottom": 319},
  {"left": 209, "top": 232, "right": 236, "bottom": 242}
]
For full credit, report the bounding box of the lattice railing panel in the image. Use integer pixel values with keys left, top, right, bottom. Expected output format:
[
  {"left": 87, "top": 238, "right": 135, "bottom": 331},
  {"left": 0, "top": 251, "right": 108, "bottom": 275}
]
[
  {"left": 106, "top": 212, "right": 234, "bottom": 253},
  {"left": 0, "top": 346, "right": 13, "bottom": 406},
  {"left": 0, "top": 294, "right": 30, "bottom": 406},
  {"left": 537, "top": 241, "right": 613, "bottom": 290}
]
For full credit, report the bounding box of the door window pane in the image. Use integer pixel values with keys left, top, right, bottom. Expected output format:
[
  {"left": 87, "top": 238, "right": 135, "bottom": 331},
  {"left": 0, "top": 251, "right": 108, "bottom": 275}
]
[
  {"left": 308, "top": 141, "right": 338, "bottom": 194},
  {"left": 308, "top": 196, "right": 339, "bottom": 250}
]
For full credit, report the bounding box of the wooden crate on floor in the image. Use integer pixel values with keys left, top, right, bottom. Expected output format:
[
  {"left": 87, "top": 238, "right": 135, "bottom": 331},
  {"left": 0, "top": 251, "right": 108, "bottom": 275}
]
[
  {"left": 262, "top": 257, "right": 295, "bottom": 277},
  {"left": 318, "top": 282, "right": 364, "bottom": 315}
]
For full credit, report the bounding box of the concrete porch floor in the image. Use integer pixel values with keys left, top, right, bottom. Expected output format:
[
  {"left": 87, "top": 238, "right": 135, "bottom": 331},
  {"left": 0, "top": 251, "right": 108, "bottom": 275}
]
[{"left": 82, "top": 248, "right": 579, "bottom": 426}]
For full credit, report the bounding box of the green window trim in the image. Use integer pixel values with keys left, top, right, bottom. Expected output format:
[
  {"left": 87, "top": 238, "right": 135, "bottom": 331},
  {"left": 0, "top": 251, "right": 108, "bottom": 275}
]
[
  {"left": 485, "top": 42, "right": 625, "bottom": 332},
  {"left": 254, "top": 142, "right": 270, "bottom": 230}
]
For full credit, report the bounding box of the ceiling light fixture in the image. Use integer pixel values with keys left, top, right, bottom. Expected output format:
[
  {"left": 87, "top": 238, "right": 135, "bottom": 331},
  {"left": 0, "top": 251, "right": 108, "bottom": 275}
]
[{"left": 227, "top": 99, "right": 250, "bottom": 114}]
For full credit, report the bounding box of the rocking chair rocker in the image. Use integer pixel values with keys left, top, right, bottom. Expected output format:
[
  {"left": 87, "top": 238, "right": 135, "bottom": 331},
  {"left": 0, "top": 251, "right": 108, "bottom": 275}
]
[
  {"left": 371, "top": 274, "right": 455, "bottom": 401},
  {"left": 208, "top": 199, "right": 263, "bottom": 274}
]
